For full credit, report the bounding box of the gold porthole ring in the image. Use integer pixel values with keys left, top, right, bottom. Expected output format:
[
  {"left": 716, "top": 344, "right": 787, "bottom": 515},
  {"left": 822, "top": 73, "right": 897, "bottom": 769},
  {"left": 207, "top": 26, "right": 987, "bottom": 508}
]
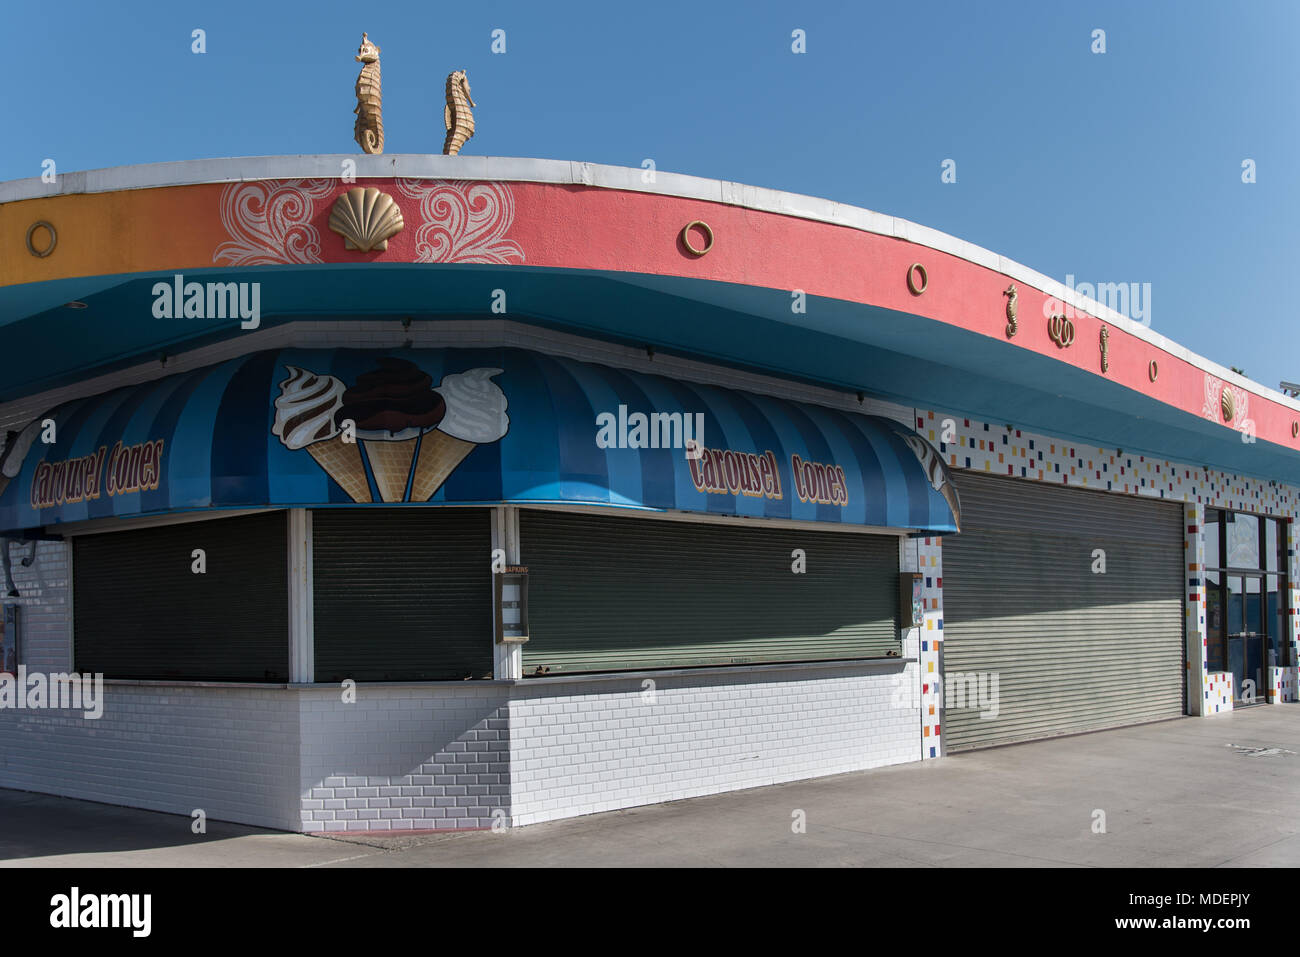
[
  {"left": 26, "top": 220, "right": 57, "bottom": 258},
  {"left": 681, "top": 220, "right": 713, "bottom": 256},
  {"left": 907, "top": 262, "right": 928, "bottom": 295},
  {"left": 1148, "top": 359, "right": 1158, "bottom": 382}
]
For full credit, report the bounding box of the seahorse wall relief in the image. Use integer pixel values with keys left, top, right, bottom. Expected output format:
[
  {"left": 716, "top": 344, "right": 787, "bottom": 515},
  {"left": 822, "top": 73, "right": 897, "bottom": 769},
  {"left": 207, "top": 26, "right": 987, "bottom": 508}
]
[
  {"left": 353, "top": 32, "right": 384, "bottom": 155},
  {"left": 443, "top": 70, "right": 476, "bottom": 155}
]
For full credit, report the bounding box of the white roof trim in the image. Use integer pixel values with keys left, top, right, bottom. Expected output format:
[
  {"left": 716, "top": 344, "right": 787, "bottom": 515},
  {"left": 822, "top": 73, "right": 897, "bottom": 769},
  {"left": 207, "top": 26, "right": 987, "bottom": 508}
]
[{"left": 1, "top": 154, "right": 1293, "bottom": 410}]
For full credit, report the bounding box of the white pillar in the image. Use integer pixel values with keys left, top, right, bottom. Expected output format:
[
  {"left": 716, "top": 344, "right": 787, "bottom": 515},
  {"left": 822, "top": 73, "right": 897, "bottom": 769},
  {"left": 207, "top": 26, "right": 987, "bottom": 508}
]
[
  {"left": 287, "top": 508, "right": 314, "bottom": 683},
  {"left": 492, "top": 506, "right": 523, "bottom": 680}
]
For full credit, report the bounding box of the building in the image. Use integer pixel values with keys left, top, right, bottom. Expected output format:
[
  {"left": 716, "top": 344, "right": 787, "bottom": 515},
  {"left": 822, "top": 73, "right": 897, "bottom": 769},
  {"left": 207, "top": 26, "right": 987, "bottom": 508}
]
[{"left": 0, "top": 156, "right": 1295, "bottom": 832}]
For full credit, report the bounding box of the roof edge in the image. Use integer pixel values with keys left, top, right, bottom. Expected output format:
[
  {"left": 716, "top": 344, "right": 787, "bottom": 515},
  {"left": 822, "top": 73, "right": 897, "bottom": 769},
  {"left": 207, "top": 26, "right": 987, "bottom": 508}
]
[{"left": 1, "top": 154, "right": 1290, "bottom": 410}]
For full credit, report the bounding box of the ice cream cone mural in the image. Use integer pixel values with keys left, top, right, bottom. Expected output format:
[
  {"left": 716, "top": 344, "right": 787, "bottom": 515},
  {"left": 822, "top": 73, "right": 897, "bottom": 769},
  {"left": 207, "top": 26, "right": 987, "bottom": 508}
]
[
  {"left": 274, "top": 360, "right": 508, "bottom": 504},
  {"left": 411, "top": 368, "right": 509, "bottom": 501},
  {"left": 273, "top": 366, "right": 372, "bottom": 503},
  {"left": 337, "top": 358, "right": 446, "bottom": 503}
]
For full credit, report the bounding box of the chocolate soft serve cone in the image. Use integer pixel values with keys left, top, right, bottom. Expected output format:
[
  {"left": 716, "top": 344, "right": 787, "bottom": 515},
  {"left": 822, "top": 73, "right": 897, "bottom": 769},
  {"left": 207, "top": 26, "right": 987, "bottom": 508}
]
[
  {"left": 411, "top": 368, "right": 509, "bottom": 501},
  {"left": 336, "top": 357, "right": 445, "bottom": 503},
  {"left": 273, "top": 366, "right": 371, "bottom": 503}
]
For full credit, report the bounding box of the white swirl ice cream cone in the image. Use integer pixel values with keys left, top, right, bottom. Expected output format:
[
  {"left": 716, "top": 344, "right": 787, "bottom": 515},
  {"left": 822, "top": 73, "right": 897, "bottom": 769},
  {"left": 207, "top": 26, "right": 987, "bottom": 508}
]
[
  {"left": 272, "top": 366, "right": 372, "bottom": 503},
  {"left": 411, "top": 368, "right": 509, "bottom": 501}
]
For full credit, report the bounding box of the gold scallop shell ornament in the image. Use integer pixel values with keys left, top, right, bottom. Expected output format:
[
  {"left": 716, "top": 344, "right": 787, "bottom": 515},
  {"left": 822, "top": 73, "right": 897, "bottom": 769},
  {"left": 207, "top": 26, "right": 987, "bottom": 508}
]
[
  {"left": 329, "top": 186, "right": 405, "bottom": 252},
  {"left": 1221, "top": 388, "right": 1235, "bottom": 423}
]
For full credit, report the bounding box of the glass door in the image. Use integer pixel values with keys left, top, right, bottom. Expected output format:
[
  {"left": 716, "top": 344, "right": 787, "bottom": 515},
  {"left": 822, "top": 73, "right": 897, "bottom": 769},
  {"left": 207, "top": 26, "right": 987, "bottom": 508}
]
[
  {"left": 1227, "top": 574, "right": 1266, "bottom": 704},
  {"left": 1204, "top": 510, "right": 1291, "bottom": 706}
]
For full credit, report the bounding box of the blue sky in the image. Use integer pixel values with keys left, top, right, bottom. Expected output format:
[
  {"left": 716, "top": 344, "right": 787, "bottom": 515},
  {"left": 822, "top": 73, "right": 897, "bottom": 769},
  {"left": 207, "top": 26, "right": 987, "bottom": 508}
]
[{"left": 6, "top": 0, "right": 1298, "bottom": 390}]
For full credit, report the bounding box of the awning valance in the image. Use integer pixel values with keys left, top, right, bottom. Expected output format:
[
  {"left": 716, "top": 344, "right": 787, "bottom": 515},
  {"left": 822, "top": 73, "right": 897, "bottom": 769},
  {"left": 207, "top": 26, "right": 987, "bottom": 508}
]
[{"left": 0, "top": 348, "right": 960, "bottom": 533}]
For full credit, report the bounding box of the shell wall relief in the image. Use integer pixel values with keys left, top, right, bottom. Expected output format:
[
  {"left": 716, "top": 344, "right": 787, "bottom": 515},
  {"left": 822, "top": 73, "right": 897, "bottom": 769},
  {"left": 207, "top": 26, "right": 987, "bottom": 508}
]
[{"left": 328, "top": 187, "right": 405, "bottom": 252}]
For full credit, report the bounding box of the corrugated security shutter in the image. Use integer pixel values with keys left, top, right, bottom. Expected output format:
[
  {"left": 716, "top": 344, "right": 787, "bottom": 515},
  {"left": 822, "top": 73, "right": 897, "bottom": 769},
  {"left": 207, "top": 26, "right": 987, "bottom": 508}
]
[
  {"left": 520, "top": 510, "right": 900, "bottom": 674},
  {"left": 312, "top": 508, "right": 492, "bottom": 681},
  {"left": 73, "top": 511, "right": 288, "bottom": 681},
  {"left": 941, "top": 473, "right": 1184, "bottom": 751}
]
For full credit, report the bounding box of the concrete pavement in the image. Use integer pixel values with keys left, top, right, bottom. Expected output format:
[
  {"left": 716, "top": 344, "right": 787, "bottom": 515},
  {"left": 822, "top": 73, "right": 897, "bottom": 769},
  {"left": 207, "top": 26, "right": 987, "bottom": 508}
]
[{"left": 1, "top": 704, "right": 1296, "bottom": 867}]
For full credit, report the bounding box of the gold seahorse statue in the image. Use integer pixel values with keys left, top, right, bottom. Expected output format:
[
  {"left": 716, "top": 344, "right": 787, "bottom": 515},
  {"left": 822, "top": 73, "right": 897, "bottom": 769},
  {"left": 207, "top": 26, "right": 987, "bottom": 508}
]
[
  {"left": 443, "top": 70, "right": 476, "bottom": 155},
  {"left": 353, "top": 33, "right": 384, "bottom": 155}
]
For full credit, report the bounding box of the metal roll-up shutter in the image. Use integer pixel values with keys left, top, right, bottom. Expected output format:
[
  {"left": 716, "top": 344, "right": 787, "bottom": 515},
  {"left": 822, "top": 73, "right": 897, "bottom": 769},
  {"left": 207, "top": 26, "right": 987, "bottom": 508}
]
[
  {"left": 941, "top": 473, "right": 1184, "bottom": 751},
  {"left": 73, "top": 511, "right": 289, "bottom": 681},
  {"left": 312, "top": 508, "right": 492, "bottom": 681},
  {"left": 520, "top": 510, "right": 900, "bottom": 674}
]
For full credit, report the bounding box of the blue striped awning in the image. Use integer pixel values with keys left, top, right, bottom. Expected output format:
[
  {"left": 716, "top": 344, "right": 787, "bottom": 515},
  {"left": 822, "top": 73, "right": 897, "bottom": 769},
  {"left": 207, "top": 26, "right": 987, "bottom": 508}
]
[{"left": 0, "top": 348, "right": 960, "bottom": 533}]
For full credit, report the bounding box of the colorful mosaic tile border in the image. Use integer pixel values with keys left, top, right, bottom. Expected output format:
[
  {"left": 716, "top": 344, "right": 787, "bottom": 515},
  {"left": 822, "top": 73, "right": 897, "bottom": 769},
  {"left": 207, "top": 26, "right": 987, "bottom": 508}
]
[
  {"left": 917, "top": 536, "right": 943, "bottom": 758},
  {"left": 1186, "top": 503, "right": 1211, "bottom": 714},
  {"left": 917, "top": 411, "right": 1299, "bottom": 515},
  {"left": 1287, "top": 522, "right": 1300, "bottom": 702}
]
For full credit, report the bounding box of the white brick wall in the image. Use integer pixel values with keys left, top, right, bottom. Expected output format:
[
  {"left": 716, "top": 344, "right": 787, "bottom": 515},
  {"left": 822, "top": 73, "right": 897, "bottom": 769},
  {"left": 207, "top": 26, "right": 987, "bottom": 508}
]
[
  {"left": 297, "top": 685, "right": 510, "bottom": 832},
  {"left": 506, "top": 664, "right": 918, "bottom": 827},
  {"left": 0, "top": 678, "right": 519, "bottom": 834},
  {"left": 0, "top": 684, "right": 302, "bottom": 831}
]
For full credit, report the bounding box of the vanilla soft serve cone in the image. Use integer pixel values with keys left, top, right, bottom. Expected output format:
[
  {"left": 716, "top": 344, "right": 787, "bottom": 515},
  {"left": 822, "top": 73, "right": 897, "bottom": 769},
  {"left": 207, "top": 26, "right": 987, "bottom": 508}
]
[{"left": 411, "top": 368, "right": 509, "bottom": 501}]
